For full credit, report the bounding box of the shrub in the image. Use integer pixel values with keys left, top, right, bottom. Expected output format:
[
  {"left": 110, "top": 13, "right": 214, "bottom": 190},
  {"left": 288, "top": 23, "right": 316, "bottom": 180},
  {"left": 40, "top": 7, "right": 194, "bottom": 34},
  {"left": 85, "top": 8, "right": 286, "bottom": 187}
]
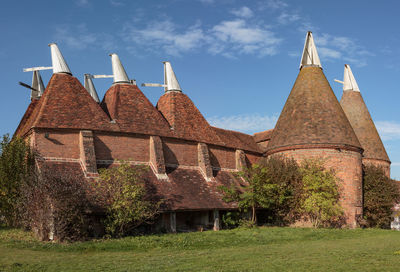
[
  {"left": 363, "top": 165, "right": 400, "bottom": 228},
  {"left": 0, "top": 134, "right": 34, "bottom": 226},
  {"left": 219, "top": 156, "right": 302, "bottom": 225},
  {"left": 300, "top": 159, "right": 343, "bottom": 228},
  {"left": 94, "top": 162, "right": 162, "bottom": 237},
  {"left": 20, "top": 165, "right": 91, "bottom": 241}
]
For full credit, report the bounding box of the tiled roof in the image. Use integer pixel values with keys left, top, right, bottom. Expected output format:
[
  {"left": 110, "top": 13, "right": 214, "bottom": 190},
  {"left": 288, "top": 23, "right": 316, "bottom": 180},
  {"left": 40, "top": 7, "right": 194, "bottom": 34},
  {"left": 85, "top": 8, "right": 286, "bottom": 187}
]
[
  {"left": 14, "top": 99, "right": 39, "bottom": 137},
  {"left": 17, "top": 73, "right": 118, "bottom": 136},
  {"left": 101, "top": 84, "right": 172, "bottom": 137},
  {"left": 267, "top": 67, "right": 362, "bottom": 154},
  {"left": 212, "top": 127, "right": 261, "bottom": 153},
  {"left": 156, "top": 91, "right": 224, "bottom": 144},
  {"left": 253, "top": 129, "right": 274, "bottom": 143},
  {"left": 340, "top": 91, "right": 390, "bottom": 162}
]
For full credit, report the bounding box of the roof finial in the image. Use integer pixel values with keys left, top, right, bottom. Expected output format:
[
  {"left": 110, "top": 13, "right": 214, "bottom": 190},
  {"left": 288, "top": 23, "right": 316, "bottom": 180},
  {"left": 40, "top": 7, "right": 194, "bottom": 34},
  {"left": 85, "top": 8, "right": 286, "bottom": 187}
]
[
  {"left": 48, "top": 43, "right": 71, "bottom": 74},
  {"left": 163, "top": 61, "right": 181, "bottom": 92},
  {"left": 31, "top": 70, "right": 45, "bottom": 100},
  {"left": 84, "top": 74, "right": 101, "bottom": 103},
  {"left": 109, "top": 53, "right": 130, "bottom": 84},
  {"left": 300, "top": 31, "right": 321, "bottom": 69},
  {"left": 334, "top": 64, "right": 360, "bottom": 92},
  {"left": 141, "top": 61, "right": 182, "bottom": 92}
]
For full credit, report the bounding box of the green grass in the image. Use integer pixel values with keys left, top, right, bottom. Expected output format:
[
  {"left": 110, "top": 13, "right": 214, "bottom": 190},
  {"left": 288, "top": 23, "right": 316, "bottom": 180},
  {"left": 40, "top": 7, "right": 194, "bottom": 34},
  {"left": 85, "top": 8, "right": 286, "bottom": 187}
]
[{"left": 1, "top": 227, "right": 400, "bottom": 271}]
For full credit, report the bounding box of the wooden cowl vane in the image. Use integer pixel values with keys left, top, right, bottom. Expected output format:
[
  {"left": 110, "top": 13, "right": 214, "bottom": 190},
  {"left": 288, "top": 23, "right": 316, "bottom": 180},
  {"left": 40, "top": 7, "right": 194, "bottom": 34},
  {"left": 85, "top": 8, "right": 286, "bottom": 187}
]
[{"left": 339, "top": 64, "right": 390, "bottom": 167}]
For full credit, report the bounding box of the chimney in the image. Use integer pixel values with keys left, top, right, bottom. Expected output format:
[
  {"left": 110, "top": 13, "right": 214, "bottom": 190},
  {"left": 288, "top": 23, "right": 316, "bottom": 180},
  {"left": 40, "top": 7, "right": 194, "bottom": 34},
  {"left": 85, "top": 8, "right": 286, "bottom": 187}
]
[
  {"left": 300, "top": 31, "right": 321, "bottom": 69},
  {"left": 48, "top": 43, "right": 71, "bottom": 75},
  {"left": 109, "top": 53, "right": 130, "bottom": 84}
]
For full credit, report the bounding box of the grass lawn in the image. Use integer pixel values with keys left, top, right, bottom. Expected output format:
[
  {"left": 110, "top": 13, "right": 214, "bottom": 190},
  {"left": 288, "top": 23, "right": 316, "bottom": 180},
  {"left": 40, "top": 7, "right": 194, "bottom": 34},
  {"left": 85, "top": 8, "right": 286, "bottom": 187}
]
[{"left": 1, "top": 227, "right": 400, "bottom": 271}]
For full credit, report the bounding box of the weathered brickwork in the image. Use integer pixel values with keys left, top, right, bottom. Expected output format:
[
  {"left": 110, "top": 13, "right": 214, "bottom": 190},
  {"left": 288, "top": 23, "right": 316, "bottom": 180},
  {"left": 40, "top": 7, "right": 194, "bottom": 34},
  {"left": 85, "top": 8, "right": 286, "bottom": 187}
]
[
  {"left": 79, "top": 130, "right": 97, "bottom": 174},
  {"left": 275, "top": 148, "right": 363, "bottom": 228},
  {"left": 209, "top": 146, "right": 236, "bottom": 170},
  {"left": 149, "top": 136, "right": 166, "bottom": 176},
  {"left": 235, "top": 149, "right": 246, "bottom": 171},
  {"left": 363, "top": 158, "right": 391, "bottom": 177},
  {"left": 94, "top": 133, "right": 149, "bottom": 162},
  {"left": 198, "top": 143, "right": 213, "bottom": 181},
  {"left": 163, "top": 138, "right": 198, "bottom": 166},
  {"left": 34, "top": 130, "right": 80, "bottom": 159}
]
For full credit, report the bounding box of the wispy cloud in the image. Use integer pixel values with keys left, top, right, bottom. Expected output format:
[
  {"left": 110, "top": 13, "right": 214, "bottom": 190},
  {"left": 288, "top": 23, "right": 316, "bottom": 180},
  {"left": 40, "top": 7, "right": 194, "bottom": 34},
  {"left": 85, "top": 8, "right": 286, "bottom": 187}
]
[
  {"left": 123, "top": 18, "right": 281, "bottom": 58},
  {"left": 376, "top": 121, "right": 400, "bottom": 141},
  {"left": 209, "top": 19, "right": 281, "bottom": 57},
  {"left": 208, "top": 113, "right": 278, "bottom": 134},
  {"left": 259, "top": 0, "right": 288, "bottom": 10},
  {"left": 314, "top": 33, "right": 373, "bottom": 67},
  {"left": 123, "top": 20, "right": 204, "bottom": 56},
  {"left": 110, "top": 0, "right": 124, "bottom": 6},
  {"left": 198, "top": 0, "right": 214, "bottom": 4},
  {"left": 230, "top": 6, "right": 253, "bottom": 18},
  {"left": 76, "top": 0, "right": 89, "bottom": 7},
  {"left": 277, "top": 12, "right": 300, "bottom": 24},
  {"left": 54, "top": 24, "right": 116, "bottom": 51}
]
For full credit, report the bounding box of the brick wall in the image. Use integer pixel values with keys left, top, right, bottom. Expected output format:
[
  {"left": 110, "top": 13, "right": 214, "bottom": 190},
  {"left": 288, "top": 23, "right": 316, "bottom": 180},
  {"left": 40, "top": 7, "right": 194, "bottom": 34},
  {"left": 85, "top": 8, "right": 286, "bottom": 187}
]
[
  {"left": 162, "top": 138, "right": 198, "bottom": 166},
  {"left": 34, "top": 130, "right": 80, "bottom": 159},
  {"left": 94, "top": 133, "right": 149, "bottom": 162},
  {"left": 274, "top": 148, "right": 363, "bottom": 228},
  {"left": 209, "top": 146, "right": 236, "bottom": 169},
  {"left": 362, "top": 158, "right": 391, "bottom": 178}
]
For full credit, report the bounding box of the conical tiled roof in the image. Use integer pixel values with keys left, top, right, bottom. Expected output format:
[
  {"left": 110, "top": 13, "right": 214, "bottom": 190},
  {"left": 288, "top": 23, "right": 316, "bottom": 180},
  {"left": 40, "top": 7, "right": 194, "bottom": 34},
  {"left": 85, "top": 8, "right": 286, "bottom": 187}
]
[
  {"left": 156, "top": 91, "right": 223, "bottom": 144},
  {"left": 266, "top": 66, "right": 362, "bottom": 154},
  {"left": 101, "top": 84, "right": 172, "bottom": 136},
  {"left": 18, "top": 73, "right": 117, "bottom": 136},
  {"left": 339, "top": 66, "right": 389, "bottom": 162}
]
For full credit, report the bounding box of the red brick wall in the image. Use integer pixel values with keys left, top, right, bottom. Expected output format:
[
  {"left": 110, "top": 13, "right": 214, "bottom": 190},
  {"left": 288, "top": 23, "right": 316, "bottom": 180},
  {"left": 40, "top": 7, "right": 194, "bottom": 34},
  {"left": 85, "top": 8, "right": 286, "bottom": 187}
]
[
  {"left": 273, "top": 148, "right": 363, "bottom": 228},
  {"left": 209, "top": 146, "right": 236, "bottom": 169},
  {"left": 34, "top": 130, "right": 80, "bottom": 159},
  {"left": 362, "top": 158, "right": 391, "bottom": 178},
  {"left": 162, "top": 138, "right": 198, "bottom": 166},
  {"left": 94, "top": 133, "right": 149, "bottom": 162}
]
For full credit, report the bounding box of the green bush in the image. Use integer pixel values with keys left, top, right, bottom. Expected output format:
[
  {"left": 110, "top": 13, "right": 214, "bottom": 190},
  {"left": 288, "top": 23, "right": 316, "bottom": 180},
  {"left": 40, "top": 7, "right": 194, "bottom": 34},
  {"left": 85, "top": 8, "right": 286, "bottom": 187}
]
[
  {"left": 300, "top": 159, "right": 343, "bottom": 228},
  {"left": 0, "top": 134, "right": 34, "bottom": 226},
  {"left": 94, "top": 162, "right": 162, "bottom": 237},
  {"left": 363, "top": 165, "right": 400, "bottom": 228}
]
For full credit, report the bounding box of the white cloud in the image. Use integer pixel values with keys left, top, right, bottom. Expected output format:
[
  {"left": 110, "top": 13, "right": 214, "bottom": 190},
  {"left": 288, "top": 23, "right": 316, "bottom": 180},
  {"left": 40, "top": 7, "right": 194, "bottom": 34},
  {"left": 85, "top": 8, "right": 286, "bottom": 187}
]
[
  {"left": 54, "top": 24, "right": 116, "bottom": 51},
  {"left": 261, "top": 0, "right": 288, "bottom": 10},
  {"left": 277, "top": 12, "right": 300, "bottom": 24},
  {"left": 76, "top": 0, "right": 89, "bottom": 6},
  {"left": 313, "top": 33, "right": 372, "bottom": 67},
  {"left": 110, "top": 0, "right": 124, "bottom": 6},
  {"left": 230, "top": 6, "right": 253, "bottom": 18},
  {"left": 318, "top": 47, "right": 341, "bottom": 59},
  {"left": 123, "top": 18, "right": 281, "bottom": 58},
  {"left": 391, "top": 162, "right": 400, "bottom": 167},
  {"left": 376, "top": 121, "right": 400, "bottom": 141},
  {"left": 208, "top": 113, "right": 278, "bottom": 134},
  {"left": 123, "top": 20, "right": 205, "bottom": 56},
  {"left": 210, "top": 19, "right": 281, "bottom": 56}
]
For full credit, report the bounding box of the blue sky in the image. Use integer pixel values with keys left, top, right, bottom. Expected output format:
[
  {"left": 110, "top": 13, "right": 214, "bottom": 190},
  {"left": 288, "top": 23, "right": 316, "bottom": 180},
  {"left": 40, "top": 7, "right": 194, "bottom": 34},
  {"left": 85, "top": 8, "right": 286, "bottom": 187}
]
[{"left": 1, "top": 0, "right": 400, "bottom": 177}]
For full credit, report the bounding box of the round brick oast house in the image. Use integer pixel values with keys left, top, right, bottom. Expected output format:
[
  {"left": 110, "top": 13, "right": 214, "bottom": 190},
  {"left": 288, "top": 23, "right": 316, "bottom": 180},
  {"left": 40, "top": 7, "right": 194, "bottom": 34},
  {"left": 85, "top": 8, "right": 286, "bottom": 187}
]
[
  {"left": 339, "top": 65, "right": 390, "bottom": 177},
  {"left": 266, "top": 65, "right": 364, "bottom": 228}
]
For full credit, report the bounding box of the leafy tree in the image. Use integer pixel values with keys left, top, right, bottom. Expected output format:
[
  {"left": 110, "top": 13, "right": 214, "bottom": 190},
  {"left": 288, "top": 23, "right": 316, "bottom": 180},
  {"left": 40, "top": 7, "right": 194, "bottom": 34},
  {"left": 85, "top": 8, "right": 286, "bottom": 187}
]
[
  {"left": 0, "top": 134, "right": 34, "bottom": 226},
  {"left": 300, "top": 159, "right": 343, "bottom": 228},
  {"left": 219, "top": 156, "right": 302, "bottom": 225},
  {"left": 94, "top": 162, "right": 162, "bottom": 237},
  {"left": 363, "top": 165, "right": 400, "bottom": 228}
]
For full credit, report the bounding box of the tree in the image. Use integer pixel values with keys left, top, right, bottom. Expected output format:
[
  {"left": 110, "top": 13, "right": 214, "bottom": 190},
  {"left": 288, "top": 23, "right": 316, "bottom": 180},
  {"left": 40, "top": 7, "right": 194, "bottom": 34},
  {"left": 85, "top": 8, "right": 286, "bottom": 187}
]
[
  {"left": 300, "top": 159, "right": 343, "bottom": 228},
  {"left": 0, "top": 134, "right": 34, "bottom": 226},
  {"left": 219, "top": 156, "right": 302, "bottom": 225},
  {"left": 94, "top": 162, "right": 162, "bottom": 237},
  {"left": 363, "top": 165, "right": 400, "bottom": 228}
]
